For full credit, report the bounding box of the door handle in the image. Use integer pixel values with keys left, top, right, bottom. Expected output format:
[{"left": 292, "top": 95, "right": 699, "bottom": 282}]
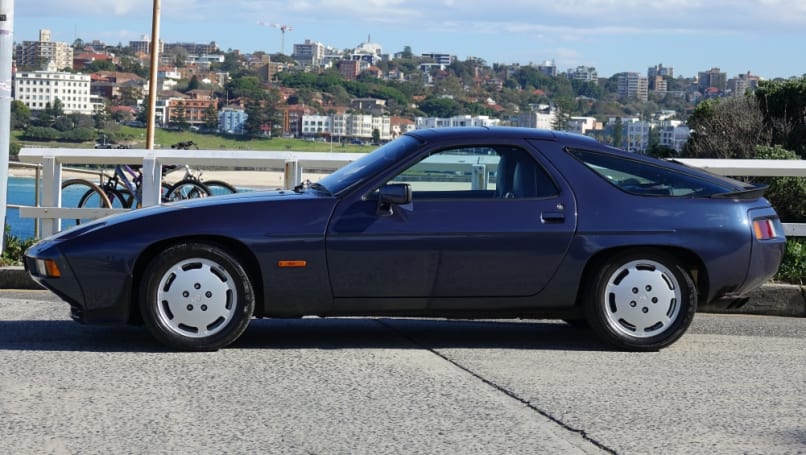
[{"left": 541, "top": 211, "right": 565, "bottom": 223}]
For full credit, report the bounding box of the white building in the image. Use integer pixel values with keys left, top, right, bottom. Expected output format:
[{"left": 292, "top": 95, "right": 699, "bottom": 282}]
[
  {"left": 301, "top": 113, "right": 393, "bottom": 141},
  {"left": 415, "top": 115, "right": 500, "bottom": 129},
  {"left": 13, "top": 62, "right": 92, "bottom": 115},
  {"left": 566, "top": 116, "right": 597, "bottom": 135}
]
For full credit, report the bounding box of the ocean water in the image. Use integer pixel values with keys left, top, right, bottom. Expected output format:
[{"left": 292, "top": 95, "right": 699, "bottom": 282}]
[{"left": 5, "top": 176, "right": 85, "bottom": 240}]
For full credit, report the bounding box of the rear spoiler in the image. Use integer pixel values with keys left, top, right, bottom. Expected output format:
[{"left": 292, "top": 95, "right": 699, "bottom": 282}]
[{"left": 711, "top": 184, "right": 768, "bottom": 200}]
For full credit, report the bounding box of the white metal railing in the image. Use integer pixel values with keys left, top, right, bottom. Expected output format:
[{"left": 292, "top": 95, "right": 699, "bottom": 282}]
[
  {"left": 13, "top": 149, "right": 806, "bottom": 238},
  {"left": 17, "top": 148, "right": 364, "bottom": 237}
]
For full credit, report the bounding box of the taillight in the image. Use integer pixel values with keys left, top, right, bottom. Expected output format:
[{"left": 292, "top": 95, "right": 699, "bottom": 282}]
[{"left": 753, "top": 219, "right": 777, "bottom": 240}]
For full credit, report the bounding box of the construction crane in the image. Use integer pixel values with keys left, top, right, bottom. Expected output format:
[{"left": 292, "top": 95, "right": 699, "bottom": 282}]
[{"left": 257, "top": 21, "right": 293, "bottom": 55}]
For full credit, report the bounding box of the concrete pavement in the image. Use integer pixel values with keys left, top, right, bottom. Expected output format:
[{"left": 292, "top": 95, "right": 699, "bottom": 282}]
[{"left": 3, "top": 265, "right": 803, "bottom": 318}]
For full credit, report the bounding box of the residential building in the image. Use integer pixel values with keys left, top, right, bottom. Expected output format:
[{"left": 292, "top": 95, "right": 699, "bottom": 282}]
[
  {"left": 415, "top": 115, "right": 500, "bottom": 129},
  {"left": 535, "top": 60, "right": 557, "bottom": 77},
  {"left": 656, "top": 120, "right": 691, "bottom": 153},
  {"left": 698, "top": 67, "right": 727, "bottom": 91},
  {"left": 128, "top": 35, "right": 165, "bottom": 55},
  {"left": 293, "top": 40, "right": 325, "bottom": 66},
  {"left": 515, "top": 104, "right": 557, "bottom": 130},
  {"left": 421, "top": 53, "right": 454, "bottom": 66},
  {"left": 13, "top": 62, "right": 92, "bottom": 115},
  {"left": 617, "top": 72, "right": 649, "bottom": 102},
  {"left": 165, "top": 41, "right": 219, "bottom": 55},
  {"left": 567, "top": 66, "right": 598, "bottom": 82},
  {"left": 648, "top": 63, "right": 674, "bottom": 80},
  {"left": 727, "top": 71, "right": 762, "bottom": 97},
  {"left": 15, "top": 29, "right": 74, "bottom": 70},
  {"left": 219, "top": 107, "right": 248, "bottom": 135},
  {"left": 301, "top": 113, "right": 393, "bottom": 141},
  {"left": 566, "top": 117, "right": 598, "bottom": 135},
  {"left": 339, "top": 60, "right": 363, "bottom": 80},
  {"left": 163, "top": 91, "right": 217, "bottom": 126}
]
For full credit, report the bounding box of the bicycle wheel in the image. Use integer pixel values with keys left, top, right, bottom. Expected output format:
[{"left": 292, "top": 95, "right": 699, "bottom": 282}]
[
  {"left": 202, "top": 180, "right": 238, "bottom": 196},
  {"left": 61, "top": 179, "right": 113, "bottom": 226},
  {"left": 165, "top": 179, "right": 211, "bottom": 202},
  {"left": 80, "top": 186, "right": 127, "bottom": 209}
]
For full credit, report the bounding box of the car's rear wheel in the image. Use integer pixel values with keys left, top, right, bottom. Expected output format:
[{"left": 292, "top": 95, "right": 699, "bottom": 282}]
[
  {"left": 585, "top": 249, "right": 697, "bottom": 351},
  {"left": 139, "top": 242, "right": 254, "bottom": 351}
]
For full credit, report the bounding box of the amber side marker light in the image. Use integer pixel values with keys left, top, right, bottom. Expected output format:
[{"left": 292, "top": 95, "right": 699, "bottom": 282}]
[
  {"left": 277, "top": 260, "right": 307, "bottom": 268},
  {"left": 35, "top": 259, "right": 61, "bottom": 278},
  {"left": 753, "top": 219, "right": 777, "bottom": 240}
]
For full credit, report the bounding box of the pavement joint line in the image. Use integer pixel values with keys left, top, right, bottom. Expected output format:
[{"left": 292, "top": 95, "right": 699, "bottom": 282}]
[{"left": 372, "top": 318, "right": 616, "bottom": 455}]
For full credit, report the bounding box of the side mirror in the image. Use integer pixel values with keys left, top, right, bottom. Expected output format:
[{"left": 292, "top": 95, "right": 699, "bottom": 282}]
[{"left": 377, "top": 183, "right": 412, "bottom": 216}]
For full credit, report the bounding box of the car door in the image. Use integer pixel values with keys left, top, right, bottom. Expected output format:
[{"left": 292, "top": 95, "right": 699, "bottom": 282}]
[{"left": 325, "top": 141, "right": 577, "bottom": 310}]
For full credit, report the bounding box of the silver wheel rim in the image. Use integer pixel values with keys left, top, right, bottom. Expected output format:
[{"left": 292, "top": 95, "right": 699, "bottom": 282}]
[
  {"left": 603, "top": 259, "right": 682, "bottom": 339},
  {"left": 156, "top": 258, "right": 238, "bottom": 338}
]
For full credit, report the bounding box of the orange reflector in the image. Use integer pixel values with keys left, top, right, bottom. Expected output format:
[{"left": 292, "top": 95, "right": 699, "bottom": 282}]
[
  {"left": 44, "top": 259, "right": 61, "bottom": 278},
  {"left": 753, "top": 219, "right": 776, "bottom": 240},
  {"left": 277, "top": 260, "right": 307, "bottom": 268}
]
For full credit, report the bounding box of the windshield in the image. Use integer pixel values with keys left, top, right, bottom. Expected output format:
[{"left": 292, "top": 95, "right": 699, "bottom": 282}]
[{"left": 318, "top": 136, "right": 421, "bottom": 195}]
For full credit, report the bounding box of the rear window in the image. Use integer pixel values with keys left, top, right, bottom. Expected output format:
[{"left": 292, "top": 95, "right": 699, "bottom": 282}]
[{"left": 568, "top": 148, "right": 734, "bottom": 197}]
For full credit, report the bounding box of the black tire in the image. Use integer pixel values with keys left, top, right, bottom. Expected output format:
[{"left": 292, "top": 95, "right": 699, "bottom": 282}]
[
  {"left": 584, "top": 249, "right": 697, "bottom": 351},
  {"left": 139, "top": 242, "right": 255, "bottom": 351},
  {"left": 79, "top": 187, "right": 127, "bottom": 209},
  {"left": 165, "top": 179, "right": 211, "bottom": 201},
  {"left": 202, "top": 180, "right": 238, "bottom": 196}
]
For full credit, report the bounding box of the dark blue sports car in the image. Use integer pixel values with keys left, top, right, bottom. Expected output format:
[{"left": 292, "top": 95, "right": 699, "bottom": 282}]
[{"left": 24, "top": 127, "right": 786, "bottom": 351}]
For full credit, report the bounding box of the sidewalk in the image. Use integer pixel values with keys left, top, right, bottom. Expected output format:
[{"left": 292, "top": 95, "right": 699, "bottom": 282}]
[{"left": 2, "top": 266, "right": 803, "bottom": 317}]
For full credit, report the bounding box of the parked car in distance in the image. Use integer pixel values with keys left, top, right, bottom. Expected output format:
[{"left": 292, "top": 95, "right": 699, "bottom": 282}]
[{"left": 25, "top": 127, "right": 786, "bottom": 351}]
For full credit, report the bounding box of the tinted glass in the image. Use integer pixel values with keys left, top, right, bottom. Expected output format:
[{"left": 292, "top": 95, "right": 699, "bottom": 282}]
[{"left": 569, "top": 148, "right": 735, "bottom": 197}]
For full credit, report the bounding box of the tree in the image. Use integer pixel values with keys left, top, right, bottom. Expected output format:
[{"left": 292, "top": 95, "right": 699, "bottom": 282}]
[
  {"left": 204, "top": 103, "right": 219, "bottom": 131},
  {"left": 10, "top": 101, "right": 31, "bottom": 129},
  {"left": 171, "top": 101, "right": 189, "bottom": 130},
  {"left": 187, "top": 75, "right": 201, "bottom": 92},
  {"left": 755, "top": 76, "right": 806, "bottom": 157},
  {"left": 683, "top": 97, "right": 770, "bottom": 159}
]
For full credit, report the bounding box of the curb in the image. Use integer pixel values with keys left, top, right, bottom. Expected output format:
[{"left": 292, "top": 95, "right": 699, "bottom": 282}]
[{"left": 1, "top": 266, "right": 804, "bottom": 317}]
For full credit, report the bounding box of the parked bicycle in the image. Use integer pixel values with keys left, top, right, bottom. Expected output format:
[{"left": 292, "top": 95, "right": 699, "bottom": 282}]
[{"left": 62, "top": 142, "right": 238, "bottom": 224}]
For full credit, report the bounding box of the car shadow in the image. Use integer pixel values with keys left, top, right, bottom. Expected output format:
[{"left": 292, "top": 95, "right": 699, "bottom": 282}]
[{"left": 0, "top": 318, "right": 607, "bottom": 353}]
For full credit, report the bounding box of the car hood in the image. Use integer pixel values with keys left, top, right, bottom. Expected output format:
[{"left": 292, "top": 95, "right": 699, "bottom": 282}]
[{"left": 45, "top": 188, "right": 326, "bottom": 242}]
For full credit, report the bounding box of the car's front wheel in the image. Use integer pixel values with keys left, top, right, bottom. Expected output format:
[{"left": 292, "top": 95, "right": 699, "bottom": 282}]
[
  {"left": 139, "top": 242, "right": 255, "bottom": 351},
  {"left": 585, "top": 249, "right": 697, "bottom": 351}
]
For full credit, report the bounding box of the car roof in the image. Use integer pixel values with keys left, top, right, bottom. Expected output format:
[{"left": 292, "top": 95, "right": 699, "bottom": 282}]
[{"left": 405, "top": 126, "right": 600, "bottom": 147}]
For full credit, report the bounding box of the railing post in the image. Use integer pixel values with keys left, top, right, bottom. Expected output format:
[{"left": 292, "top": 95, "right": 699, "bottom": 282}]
[
  {"left": 283, "top": 160, "right": 301, "bottom": 190},
  {"left": 40, "top": 156, "right": 61, "bottom": 237},
  {"left": 471, "top": 164, "right": 488, "bottom": 190},
  {"left": 141, "top": 156, "right": 161, "bottom": 206}
]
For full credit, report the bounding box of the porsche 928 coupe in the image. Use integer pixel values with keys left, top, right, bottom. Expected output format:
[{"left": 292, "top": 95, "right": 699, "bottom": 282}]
[{"left": 25, "top": 127, "right": 786, "bottom": 351}]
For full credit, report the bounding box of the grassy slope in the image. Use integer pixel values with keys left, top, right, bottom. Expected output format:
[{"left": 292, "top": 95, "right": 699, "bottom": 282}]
[{"left": 14, "top": 127, "right": 373, "bottom": 154}]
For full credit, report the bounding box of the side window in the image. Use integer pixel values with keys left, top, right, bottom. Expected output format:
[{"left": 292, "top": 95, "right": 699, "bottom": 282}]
[
  {"left": 389, "top": 146, "right": 558, "bottom": 199},
  {"left": 568, "top": 148, "right": 734, "bottom": 197}
]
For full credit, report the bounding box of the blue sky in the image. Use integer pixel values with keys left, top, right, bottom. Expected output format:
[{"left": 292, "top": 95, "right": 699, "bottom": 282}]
[{"left": 12, "top": 0, "right": 806, "bottom": 80}]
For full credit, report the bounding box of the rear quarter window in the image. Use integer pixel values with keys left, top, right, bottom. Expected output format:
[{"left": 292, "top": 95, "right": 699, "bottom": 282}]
[{"left": 568, "top": 148, "right": 734, "bottom": 197}]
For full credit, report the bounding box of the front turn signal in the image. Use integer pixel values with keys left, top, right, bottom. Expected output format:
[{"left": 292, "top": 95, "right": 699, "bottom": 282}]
[{"left": 35, "top": 259, "right": 61, "bottom": 278}]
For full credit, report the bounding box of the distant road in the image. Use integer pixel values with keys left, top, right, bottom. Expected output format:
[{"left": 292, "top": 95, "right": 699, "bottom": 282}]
[{"left": 0, "top": 290, "right": 803, "bottom": 454}]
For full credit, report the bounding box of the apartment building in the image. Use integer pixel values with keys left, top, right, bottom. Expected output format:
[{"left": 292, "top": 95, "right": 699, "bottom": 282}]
[
  {"left": 617, "top": 72, "right": 649, "bottom": 102},
  {"left": 567, "top": 66, "right": 598, "bottom": 83},
  {"left": 421, "top": 53, "right": 454, "bottom": 66},
  {"left": 415, "top": 115, "right": 500, "bottom": 129},
  {"left": 293, "top": 40, "right": 325, "bottom": 66},
  {"left": 128, "top": 35, "right": 165, "bottom": 55},
  {"left": 301, "top": 113, "right": 393, "bottom": 141},
  {"left": 698, "top": 67, "right": 727, "bottom": 90},
  {"left": 15, "top": 29, "right": 73, "bottom": 70},
  {"left": 14, "top": 62, "right": 92, "bottom": 115},
  {"left": 219, "top": 108, "right": 248, "bottom": 135}
]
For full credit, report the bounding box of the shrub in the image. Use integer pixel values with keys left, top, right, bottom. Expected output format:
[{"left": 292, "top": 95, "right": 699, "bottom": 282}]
[
  {"left": 776, "top": 237, "right": 806, "bottom": 284},
  {"left": 0, "top": 231, "right": 37, "bottom": 266}
]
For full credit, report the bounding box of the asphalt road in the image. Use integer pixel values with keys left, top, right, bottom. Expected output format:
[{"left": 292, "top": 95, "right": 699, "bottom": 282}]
[{"left": 0, "top": 290, "right": 804, "bottom": 454}]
